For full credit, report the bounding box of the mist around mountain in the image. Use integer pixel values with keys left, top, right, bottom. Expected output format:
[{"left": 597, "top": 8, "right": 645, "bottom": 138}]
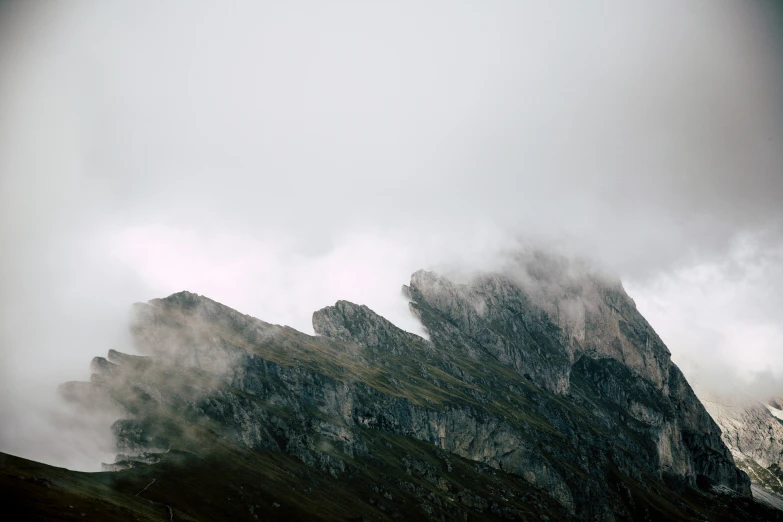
[{"left": 3, "top": 255, "right": 782, "bottom": 521}]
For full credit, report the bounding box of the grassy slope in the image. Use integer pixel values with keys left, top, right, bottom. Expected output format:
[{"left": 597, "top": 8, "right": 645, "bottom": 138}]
[
  {"left": 4, "top": 435, "right": 782, "bottom": 522},
  {"left": 0, "top": 428, "right": 576, "bottom": 522}
]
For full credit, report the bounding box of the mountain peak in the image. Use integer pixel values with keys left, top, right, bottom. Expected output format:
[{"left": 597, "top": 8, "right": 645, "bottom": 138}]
[
  {"left": 313, "top": 300, "right": 428, "bottom": 356},
  {"left": 45, "top": 265, "right": 769, "bottom": 520}
]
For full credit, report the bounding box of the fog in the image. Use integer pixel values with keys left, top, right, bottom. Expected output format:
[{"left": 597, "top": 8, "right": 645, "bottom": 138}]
[{"left": 0, "top": 1, "right": 781, "bottom": 469}]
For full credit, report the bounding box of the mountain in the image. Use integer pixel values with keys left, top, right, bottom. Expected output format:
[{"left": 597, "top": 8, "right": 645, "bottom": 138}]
[
  {"left": 4, "top": 255, "right": 782, "bottom": 520},
  {"left": 699, "top": 390, "right": 783, "bottom": 500}
]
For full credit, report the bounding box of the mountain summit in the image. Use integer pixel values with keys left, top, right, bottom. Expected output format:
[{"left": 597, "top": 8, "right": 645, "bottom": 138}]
[{"left": 6, "top": 255, "right": 781, "bottom": 520}]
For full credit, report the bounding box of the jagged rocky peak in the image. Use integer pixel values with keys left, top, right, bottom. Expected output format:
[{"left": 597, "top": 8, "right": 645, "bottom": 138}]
[
  {"left": 139, "top": 290, "right": 262, "bottom": 328},
  {"left": 152, "top": 289, "right": 203, "bottom": 308},
  {"left": 405, "top": 253, "right": 671, "bottom": 393},
  {"left": 403, "top": 268, "right": 572, "bottom": 394},
  {"left": 312, "top": 300, "right": 430, "bottom": 355},
  {"left": 312, "top": 300, "right": 387, "bottom": 342},
  {"left": 90, "top": 356, "right": 118, "bottom": 378},
  {"left": 57, "top": 252, "right": 766, "bottom": 519},
  {"left": 130, "top": 290, "right": 282, "bottom": 374},
  {"left": 401, "top": 258, "right": 748, "bottom": 490},
  {"left": 106, "top": 348, "right": 152, "bottom": 369}
]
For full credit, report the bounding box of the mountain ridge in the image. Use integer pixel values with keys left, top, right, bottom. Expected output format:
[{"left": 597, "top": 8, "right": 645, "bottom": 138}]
[{"left": 8, "top": 256, "right": 782, "bottom": 520}]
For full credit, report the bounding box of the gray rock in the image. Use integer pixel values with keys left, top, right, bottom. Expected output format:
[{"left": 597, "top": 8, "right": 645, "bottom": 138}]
[{"left": 64, "top": 254, "right": 752, "bottom": 519}]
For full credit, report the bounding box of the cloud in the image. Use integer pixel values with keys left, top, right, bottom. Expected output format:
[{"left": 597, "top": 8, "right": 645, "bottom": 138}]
[
  {"left": 628, "top": 233, "right": 783, "bottom": 398},
  {"left": 0, "top": 1, "right": 781, "bottom": 468}
]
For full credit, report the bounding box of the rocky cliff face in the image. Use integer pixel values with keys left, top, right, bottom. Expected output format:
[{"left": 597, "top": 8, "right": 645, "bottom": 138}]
[
  {"left": 699, "top": 391, "right": 783, "bottom": 497},
  {"left": 61, "top": 255, "right": 758, "bottom": 520},
  {"left": 404, "top": 267, "right": 747, "bottom": 492}
]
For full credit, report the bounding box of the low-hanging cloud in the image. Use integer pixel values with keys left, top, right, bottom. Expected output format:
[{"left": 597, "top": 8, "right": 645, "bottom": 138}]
[{"left": 0, "top": 0, "right": 782, "bottom": 469}]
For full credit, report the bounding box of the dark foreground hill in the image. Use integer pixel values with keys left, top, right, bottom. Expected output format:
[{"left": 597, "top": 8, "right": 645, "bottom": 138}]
[{"left": 6, "top": 256, "right": 782, "bottom": 520}]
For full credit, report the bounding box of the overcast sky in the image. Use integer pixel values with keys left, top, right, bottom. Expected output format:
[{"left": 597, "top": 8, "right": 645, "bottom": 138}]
[{"left": 0, "top": 1, "right": 782, "bottom": 469}]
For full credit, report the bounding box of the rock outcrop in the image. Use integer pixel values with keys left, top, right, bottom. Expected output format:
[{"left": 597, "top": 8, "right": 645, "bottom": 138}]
[{"left": 61, "top": 255, "right": 757, "bottom": 520}]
